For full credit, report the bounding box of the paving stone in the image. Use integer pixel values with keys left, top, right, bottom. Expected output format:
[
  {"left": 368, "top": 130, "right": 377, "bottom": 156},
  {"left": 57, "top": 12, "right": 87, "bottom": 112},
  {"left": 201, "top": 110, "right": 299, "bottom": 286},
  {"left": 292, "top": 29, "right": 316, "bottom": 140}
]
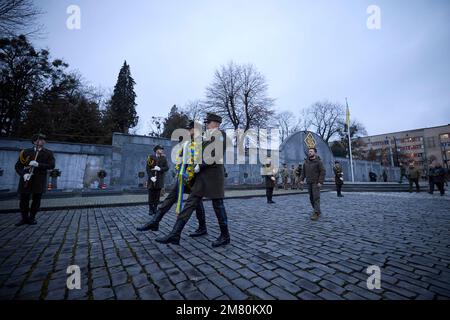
[{"left": 0, "top": 192, "right": 448, "bottom": 300}]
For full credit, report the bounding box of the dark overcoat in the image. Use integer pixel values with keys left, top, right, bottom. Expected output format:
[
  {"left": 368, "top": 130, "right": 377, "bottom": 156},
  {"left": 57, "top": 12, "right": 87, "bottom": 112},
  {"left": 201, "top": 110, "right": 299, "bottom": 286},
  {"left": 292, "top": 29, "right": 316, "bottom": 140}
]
[
  {"left": 15, "top": 147, "right": 55, "bottom": 194},
  {"left": 147, "top": 154, "right": 169, "bottom": 189},
  {"left": 190, "top": 129, "right": 226, "bottom": 199}
]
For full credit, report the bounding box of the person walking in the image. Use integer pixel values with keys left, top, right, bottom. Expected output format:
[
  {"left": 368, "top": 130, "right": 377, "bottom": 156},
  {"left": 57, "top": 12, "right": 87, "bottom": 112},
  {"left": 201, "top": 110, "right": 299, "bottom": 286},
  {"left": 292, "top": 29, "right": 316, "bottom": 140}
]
[{"left": 299, "top": 148, "right": 326, "bottom": 221}]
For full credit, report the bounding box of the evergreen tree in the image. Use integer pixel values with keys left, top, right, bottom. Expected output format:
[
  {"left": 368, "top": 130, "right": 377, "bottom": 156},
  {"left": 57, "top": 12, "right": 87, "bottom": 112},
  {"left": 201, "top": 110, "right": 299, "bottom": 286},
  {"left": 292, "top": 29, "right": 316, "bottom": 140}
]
[
  {"left": 161, "top": 105, "right": 189, "bottom": 138},
  {"left": 106, "top": 61, "right": 138, "bottom": 134}
]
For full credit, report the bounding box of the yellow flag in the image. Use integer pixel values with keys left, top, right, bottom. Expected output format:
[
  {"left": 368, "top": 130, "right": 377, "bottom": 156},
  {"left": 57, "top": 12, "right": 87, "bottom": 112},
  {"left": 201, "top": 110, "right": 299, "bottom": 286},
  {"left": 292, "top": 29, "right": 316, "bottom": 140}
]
[{"left": 346, "top": 104, "right": 350, "bottom": 128}]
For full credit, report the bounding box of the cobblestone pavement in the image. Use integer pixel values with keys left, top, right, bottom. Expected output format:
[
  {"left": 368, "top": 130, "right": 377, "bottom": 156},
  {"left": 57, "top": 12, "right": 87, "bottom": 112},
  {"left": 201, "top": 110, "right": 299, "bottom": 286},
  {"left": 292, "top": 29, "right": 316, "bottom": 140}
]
[{"left": 0, "top": 192, "right": 449, "bottom": 300}]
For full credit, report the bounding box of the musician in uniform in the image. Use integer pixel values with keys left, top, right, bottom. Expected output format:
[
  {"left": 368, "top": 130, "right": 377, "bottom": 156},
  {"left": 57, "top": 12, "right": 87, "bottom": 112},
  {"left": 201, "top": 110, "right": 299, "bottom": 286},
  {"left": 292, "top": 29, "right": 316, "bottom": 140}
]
[
  {"left": 146, "top": 145, "right": 169, "bottom": 215},
  {"left": 333, "top": 160, "right": 344, "bottom": 197},
  {"left": 137, "top": 120, "right": 207, "bottom": 237},
  {"left": 155, "top": 113, "right": 231, "bottom": 248},
  {"left": 14, "top": 133, "right": 55, "bottom": 226},
  {"left": 262, "top": 160, "right": 277, "bottom": 204}
]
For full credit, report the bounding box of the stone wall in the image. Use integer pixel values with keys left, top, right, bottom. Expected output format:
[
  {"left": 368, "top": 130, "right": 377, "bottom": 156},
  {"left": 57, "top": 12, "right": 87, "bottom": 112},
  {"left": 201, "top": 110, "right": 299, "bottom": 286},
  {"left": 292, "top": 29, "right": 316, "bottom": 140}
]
[
  {"left": 0, "top": 137, "right": 112, "bottom": 191},
  {"left": 0, "top": 131, "right": 400, "bottom": 191}
]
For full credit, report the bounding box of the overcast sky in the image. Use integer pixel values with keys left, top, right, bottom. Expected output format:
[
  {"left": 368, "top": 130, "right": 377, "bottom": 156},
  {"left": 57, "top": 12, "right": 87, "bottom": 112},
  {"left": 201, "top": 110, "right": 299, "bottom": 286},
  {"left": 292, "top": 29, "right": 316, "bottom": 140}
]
[{"left": 35, "top": 0, "right": 450, "bottom": 136}]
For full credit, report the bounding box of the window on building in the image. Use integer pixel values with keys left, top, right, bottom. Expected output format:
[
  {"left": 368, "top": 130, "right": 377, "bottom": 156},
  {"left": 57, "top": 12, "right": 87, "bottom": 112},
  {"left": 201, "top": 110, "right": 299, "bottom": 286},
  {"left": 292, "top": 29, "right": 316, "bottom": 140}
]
[{"left": 426, "top": 137, "right": 436, "bottom": 148}]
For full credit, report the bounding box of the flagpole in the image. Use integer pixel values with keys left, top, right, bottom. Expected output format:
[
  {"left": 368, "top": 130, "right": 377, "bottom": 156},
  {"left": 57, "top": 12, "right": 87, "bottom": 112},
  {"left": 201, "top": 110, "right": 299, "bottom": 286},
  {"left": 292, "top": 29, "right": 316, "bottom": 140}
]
[{"left": 346, "top": 98, "right": 355, "bottom": 182}]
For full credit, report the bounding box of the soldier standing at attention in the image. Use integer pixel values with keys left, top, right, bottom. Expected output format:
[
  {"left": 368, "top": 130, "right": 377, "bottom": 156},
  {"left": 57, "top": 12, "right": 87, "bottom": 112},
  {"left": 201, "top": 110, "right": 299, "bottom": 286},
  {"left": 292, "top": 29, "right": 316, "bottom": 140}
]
[
  {"left": 290, "top": 165, "right": 296, "bottom": 189},
  {"left": 147, "top": 145, "right": 169, "bottom": 215},
  {"left": 299, "top": 148, "right": 326, "bottom": 221},
  {"left": 294, "top": 162, "right": 302, "bottom": 189},
  {"left": 407, "top": 162, "right": 421, "bottom": 193},
  {"left": 333, "top": 160, "right": 344, "bottom": 197},
  {"left": 262, "top": 161, "right": 277, "bottom": 204},
  {"left": 281, "top": 163, "right": 289, "bottom": 190},
  {"left": 155, "top": 113, "right": 231, "bottom": 248},
  {"left": 14, "top": 133, "right": 55, "bottom": 226}
]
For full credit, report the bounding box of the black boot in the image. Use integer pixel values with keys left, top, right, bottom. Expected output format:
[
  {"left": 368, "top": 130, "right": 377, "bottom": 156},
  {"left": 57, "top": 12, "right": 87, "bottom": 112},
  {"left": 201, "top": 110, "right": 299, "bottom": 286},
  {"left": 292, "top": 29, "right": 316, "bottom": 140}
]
[
  {"left": 137, "top": 209, "right": 165, "bottom": 231},
  {"left": 149, "top": 203, "right": 156, "bottom": 215},
  {"left": 28, "top": 211, "right": 37, "bottom": 225},
  {"left": 212, "top": 231, "right": 230, "bottom": 248},
  {"left": 15, "top": 210, "right": 29, "bottom": 227},
  {"left": 155, "top": 219, "right": 186, "bottom": 245},
  {"left": 212, "top": 200, "right": 230, "bottom": 248},
  {"left": 189, "top": 226, "right": 207, "bottom": 237}
]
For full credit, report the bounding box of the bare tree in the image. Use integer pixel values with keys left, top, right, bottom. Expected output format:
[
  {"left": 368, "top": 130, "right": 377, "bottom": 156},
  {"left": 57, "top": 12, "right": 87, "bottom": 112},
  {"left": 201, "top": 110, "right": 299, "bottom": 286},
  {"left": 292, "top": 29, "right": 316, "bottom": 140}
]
[
  {"left": 182, "top": 100, "right": 205, "bottom": 121},
  {"left": 0, "top": 0, "right": 44, "bottom": 38},
  {"left": 275, "top": 111, "right": 301, "bottom": 142},
  {"left": 239, "top": 64, "right": 275, "bottom": 130},
  {"left": 147, "top": 116, "right": 164, "bottom": 137},
  {"left": 303, "top": 100, "right": 344, "bottom": 143},
  {"left": 205, "top": 61, "right": 275, "bottom": 130}
]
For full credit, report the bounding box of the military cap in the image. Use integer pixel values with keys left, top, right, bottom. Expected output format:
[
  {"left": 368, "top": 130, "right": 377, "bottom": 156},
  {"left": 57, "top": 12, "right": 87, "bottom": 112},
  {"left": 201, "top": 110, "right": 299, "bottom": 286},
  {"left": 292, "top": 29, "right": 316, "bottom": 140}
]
[
  {"left": 31, "top": 133, "right": 47, "bottom": 143},
  {"left": 153, "top": 144, "right": 164, "bottom": 152},
  {"left": 204, "top": 113, "right": 222, "bottom": 124}
]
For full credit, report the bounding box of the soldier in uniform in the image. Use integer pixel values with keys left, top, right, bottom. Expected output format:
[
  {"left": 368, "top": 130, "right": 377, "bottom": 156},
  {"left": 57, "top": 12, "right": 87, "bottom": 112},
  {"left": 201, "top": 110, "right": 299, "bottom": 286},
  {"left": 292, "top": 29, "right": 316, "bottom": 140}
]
[
  {"left": 137, "top": 121, "right": 207, "bottom": 237},
  {"left": 281, "top": 163, "right": 289, "bottom": 190},
  {"left": 294, "top": 162, "right": 302, "bottom": 189},
  {"left": 155, "top": 113, "right": 231, "bottom": 248},
  {"left": 290, "top": 165, "right": 296, "bottom": 189},
  {"left": 147, "top": 145, "right": 169, "bottom": 215},
  {"left": 407, "top": 163, "right": 421, "bottom": 193},
  {"left": 262, "top": 160, "right": 277, "bottom": 204},
  {"left": 333, "top": 160, "right": 344, "bottom": 197},
  {"left": 14, "top": 133, "right": 55, "bottom": 226},
  {"left": 299, "top": 147, "right": 326, "bottom": 221}
]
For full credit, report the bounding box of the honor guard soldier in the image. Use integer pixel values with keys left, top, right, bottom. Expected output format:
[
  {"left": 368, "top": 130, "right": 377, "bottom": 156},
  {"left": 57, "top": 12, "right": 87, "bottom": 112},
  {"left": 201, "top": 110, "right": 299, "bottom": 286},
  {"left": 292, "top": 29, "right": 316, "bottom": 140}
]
[
  {"left": 147, "top": 145, "right": 169, "bottom": 215},
  {"left": 14, "top": 133, "right": 55, "bottom": 226},
  {"left": 262, "top": 160, "right": 277, "bottom": 204},
  {"left": 137, "top": 120, "right": 207, "bottom": 237},
  {"left": 156, "top": 112, "right": 231, "bottom": 248},
  {"left": 333, "top": 160, "right": 344, "bottom": 197}
]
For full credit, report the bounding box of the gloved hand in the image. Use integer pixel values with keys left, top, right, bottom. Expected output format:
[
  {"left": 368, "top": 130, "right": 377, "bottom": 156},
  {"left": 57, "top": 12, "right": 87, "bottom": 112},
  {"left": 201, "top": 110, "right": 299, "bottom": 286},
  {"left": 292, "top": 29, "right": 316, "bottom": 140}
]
[
  {"left": 152, "top": 166, "right": 161, "bottom": 171},
  {"left": 194, "top": 164, "right": 200, "bottom": 173},
  {"left": 271, "top": 177, "right": 276, "bottom": 181},
  {"left": 150, "top": 177, "right": 157, "bottom": 183},
  {"left": 29, "top": 160, "right": 39, "bottom": 167},
  {"left": 23, "top": 173, "right": 31, "bottom": 181}
]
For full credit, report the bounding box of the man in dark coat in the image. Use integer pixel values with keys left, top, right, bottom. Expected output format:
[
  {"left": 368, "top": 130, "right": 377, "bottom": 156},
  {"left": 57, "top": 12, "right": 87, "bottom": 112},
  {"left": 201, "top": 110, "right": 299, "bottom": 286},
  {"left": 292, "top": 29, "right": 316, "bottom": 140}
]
[
  {"left": 429, "top": 162, "right": 446, "bottom": 196},
  {"left": 137, "top": 120, "right": 207, "bottom": 237},
  {"left": 14, "top": 133, "right": 55, "bottom": 226},
  {"left": 146, "top": 145, "right": 169, "bottom": 214},
  {"left": 262, "top": 161, "right": 277, "bottom": 204},
  {"left": 333, "top": 160, "right": 344, "bottom": 197},
  {"left": 156, "top": 113, "right": 231, "bottom": 248},
  {"left": 299, "top": 147, "right": 326, "bottom": 221}
]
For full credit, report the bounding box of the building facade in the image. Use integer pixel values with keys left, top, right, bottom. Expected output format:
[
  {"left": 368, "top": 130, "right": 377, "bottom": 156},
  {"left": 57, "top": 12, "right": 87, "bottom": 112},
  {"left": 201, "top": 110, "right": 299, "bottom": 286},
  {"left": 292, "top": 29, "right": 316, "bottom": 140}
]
[{"left": 359, "top": 124, "right": 450, "bottom": 177}]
